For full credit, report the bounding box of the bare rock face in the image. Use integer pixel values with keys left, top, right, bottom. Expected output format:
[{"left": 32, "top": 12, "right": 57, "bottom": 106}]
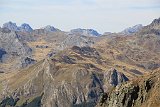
[
  {"left": 21, "top": 57, "right": 36, "bottom": 68},
  {"left": 0, "top": 28, "right": 32, "bottom": 56},
  {"left": 0, "top": 48, "right": 7, "bottom": 62},
  {"left": 0, "top": 28, "right": 33, "bottom": 71},
  {"left": 150, "top": 17, "right": 160, "bottom": 27},
  {"left": 103, "top": 68, "right": 129, "bottom": 93},
  {"left": 138, "top": 17, "right": 160, "bottom": 35},
  {"left": 2, "top": 21, "right": 19, "bottom": 31},
  {"left": 97, "top": 70, "right": 160, "bottom": 107},
  {"left": 19, "top": 23, "right": 33, "bottom": 32},
  {"left": 104, "top": 68, "right": 129, "bottom": 86}
]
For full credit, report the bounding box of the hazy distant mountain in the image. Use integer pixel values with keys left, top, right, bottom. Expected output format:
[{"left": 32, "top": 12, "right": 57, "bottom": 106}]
[
  {"left": 121, "top": 24, "right": 143, "bottom": 34},
  {"left": 42, "top": 25, "right": 60, "bottom": 32},
  {"left": 70, "top": 28, "right": 101, "bottom": 37},
  {"left": 2, "top": 21, "right": 33, "bottom": 32},
  {"left": 2, "top": 22, "right": 100, "bottom": 36},
  {"left": 2, "top": 21, "right": 19, "bottom": 31},
  {"left": 19, "top": 23, "right": 33, "bottom": 32}
]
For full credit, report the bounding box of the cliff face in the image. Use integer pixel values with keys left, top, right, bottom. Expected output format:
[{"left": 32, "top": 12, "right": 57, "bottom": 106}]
[
  {"left": 103, "top": 68, "right": 129, "bottom": 92},
  {"left": 0, "top": 28, "right": 33, "bottom": 72},
  {"left": 97, "top": 70, "right": 160, "bottom": 107}
]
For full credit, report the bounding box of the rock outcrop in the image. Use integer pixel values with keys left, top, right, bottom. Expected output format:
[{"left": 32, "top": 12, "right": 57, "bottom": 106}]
[
  {"left": 97, "top": 70, "right": 160, "bottom": 107},
  {"left": 103, "top": 68, "right": 129, "bottom": 92}
]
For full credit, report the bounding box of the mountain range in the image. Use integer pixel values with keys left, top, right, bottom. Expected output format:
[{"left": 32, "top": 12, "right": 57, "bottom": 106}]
[
  {"left": 0, "top": 18, "right": 160, "bottom": 107},
  {"left": 2, "top": 21, "right": 144, "bottom": 36}
]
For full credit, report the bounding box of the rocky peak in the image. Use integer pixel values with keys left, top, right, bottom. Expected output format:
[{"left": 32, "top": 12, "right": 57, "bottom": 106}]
[
  {"left": 70, "top": 28, "right": 101, "bottom": 37},
  {"left": 19, "top": 23, "right": 33, "bottom": 32},
  {"left": 2, "top": 22, "right": 33, "bottom": 32},
  {"left": 151, "top": 17, "right": 160, "bottom": 25},
  {"left": 98, "top": 70, "right": 160, "bottom": 107},
  {"left": 2, "top": 21, "right": 19, "bottom": 31},
  {"left": 137, "top": 18, "right": 160, "bottom": 35},
  {"left": 121, "top": 24, "right": 143, "bottom": 35},
  {"left": 0, "top": 48, "right": 7, "bottom": 62},
  {"left": 43, "top": 25, "right": 59, "bottom": 32},
  {"left": 149, "top": 17, "right": 160, "bottom": 30}
]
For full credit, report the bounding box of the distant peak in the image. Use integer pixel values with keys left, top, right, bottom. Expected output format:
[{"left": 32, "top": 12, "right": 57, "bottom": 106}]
[
  {"left": 19, "top": 23, "right": 33, "bottom": 32},
  {"left": 2, "top": 21, "right": 18, "bottom": 31},
  {"left": 121, "top": 24, "right": 143, "bottom": 35},
  {"left": 21, "top": 23, "right": 30, "bottom": 26},
  {"left": 2, "top": 22, "right": 33, "bottom": 32},
  {"left": 7, "top": 21, "right": 16, "bottom": 25},
  {"left": 70, "top": 28, "right": 101, "bottom": 37},
  {"left": 3, "top": 21, "right": 17, "bottom": 26},
  {"left": 42, "top": 25, "right": 60, "bottom": 32},
  {"left": 151, "top": 17, "right": 160, "bottom": 25}
]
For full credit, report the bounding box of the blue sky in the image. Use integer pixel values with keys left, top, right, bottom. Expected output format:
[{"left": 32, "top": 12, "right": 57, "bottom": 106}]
[{"left": 0, "top": 0, "right": 160, "bottom": 33}]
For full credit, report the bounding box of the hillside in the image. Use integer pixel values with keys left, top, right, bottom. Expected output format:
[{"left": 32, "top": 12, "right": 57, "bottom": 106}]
[
  {"left": 96, "top": 17, "right": 160, "bottom": 107},
  {"left": 0, "top": 46, "right": 130, "bottom": 107}
]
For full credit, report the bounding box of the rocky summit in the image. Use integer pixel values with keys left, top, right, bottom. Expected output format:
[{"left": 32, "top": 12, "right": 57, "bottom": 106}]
[
  {"left": 0, "top": 18, "right": 160, "bottom": 107},
  {"left": 70, "top": 28, "right": 101, "bottom": 37},
  {"left": 2, "top": 22, "right": 33, "bottom": 32},
  {"left": 121, "top": 24, "right": 143, "bottom": 35}
]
